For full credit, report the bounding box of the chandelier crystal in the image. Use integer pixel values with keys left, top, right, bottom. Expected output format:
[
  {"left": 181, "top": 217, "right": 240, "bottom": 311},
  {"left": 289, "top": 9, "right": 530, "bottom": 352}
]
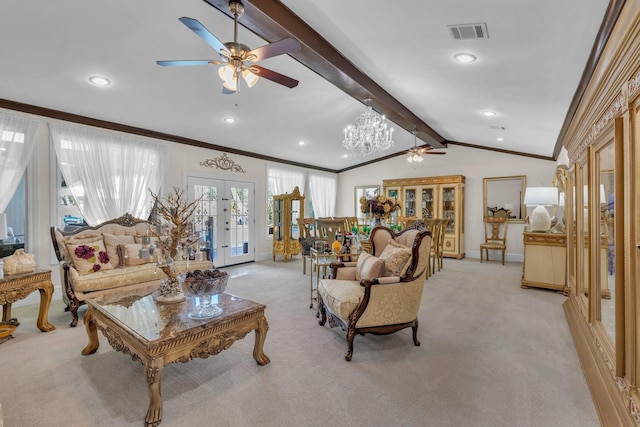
[{"left": 343, "top": 99, "right": 394, "bottom": 156}]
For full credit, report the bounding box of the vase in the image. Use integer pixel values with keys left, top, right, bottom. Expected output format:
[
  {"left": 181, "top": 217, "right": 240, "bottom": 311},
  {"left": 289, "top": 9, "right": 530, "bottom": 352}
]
[{"left": 370, "top": 217, "right": 387, "bottom": 229}]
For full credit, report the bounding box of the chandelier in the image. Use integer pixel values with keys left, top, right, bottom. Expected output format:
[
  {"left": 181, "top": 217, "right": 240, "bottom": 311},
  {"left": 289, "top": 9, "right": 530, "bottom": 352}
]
[
  {"left": 407, "top": 129, "right": 424, "bottom": 162},
  {"left": 342, "top": 99, "right": 394, "bottom": 156}
]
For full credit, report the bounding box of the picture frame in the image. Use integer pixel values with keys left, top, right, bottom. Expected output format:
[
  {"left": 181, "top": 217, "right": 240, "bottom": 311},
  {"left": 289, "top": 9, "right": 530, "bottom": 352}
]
[{"left": 483, "top": 176, "right": 526, "bottom": 223}]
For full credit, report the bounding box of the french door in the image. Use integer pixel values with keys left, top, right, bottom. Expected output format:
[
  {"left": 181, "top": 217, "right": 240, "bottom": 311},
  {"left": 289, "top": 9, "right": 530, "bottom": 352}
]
[{"left": 186, "top": 176, "right": 255, "bottom": 267}]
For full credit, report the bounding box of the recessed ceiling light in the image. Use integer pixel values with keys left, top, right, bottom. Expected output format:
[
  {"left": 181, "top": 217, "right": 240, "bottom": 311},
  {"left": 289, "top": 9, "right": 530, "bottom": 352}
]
[
  {"left": 298, "top": 140, "right": 306, "bottom": 146},
  {"left": 342, "top": 154, "right": 349, "bottom": 158},
  {"left": 223, "top": 117, "right": 236, "bottom": 124},
  {"left": 482, "top": 110, "right": 497, "bottom": 117},
  {"left": 88, "top": 76, "right": 111, "bottom": 86},
  {"left": 497, "top": 137, "right": 504, "bottom": 142},
  {"left": 453, "top": 53, "right": 477, "bottom": 63}
]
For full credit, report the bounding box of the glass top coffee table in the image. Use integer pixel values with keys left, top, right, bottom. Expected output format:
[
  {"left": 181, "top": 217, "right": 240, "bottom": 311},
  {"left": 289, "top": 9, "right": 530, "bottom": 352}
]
[{"left": 81, "top": 285, "right": 270, "bottom": 427}]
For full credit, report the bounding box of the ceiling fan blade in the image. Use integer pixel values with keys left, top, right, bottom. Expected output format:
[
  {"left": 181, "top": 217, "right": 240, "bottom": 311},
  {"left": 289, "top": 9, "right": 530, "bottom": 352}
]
[
  {"left": 179, "top": 17, "right": 227, "bottom": 56},
  {"left": 252, "top": 65, "right": 299, "bottom": 88},
  {"left": 248, "top": 38, "right": 301, "bottom": 62},
  {"left": 156, "top": 60, "right": 219, "bottom": 67},
  {"left": 424, "top": 151, "right": 446, "bottom": 155}
]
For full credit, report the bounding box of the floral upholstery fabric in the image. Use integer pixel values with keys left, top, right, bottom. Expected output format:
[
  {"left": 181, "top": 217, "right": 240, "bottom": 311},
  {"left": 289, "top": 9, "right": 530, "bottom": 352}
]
[
  {"left": 355, "top": 252, "right": 385, "bottom": 281},
  {"left": 379, "top": 240, "right": 412, "bottom": 277},
  {"left": 67, "top": 239, "right": 114, "bottom": 276}
]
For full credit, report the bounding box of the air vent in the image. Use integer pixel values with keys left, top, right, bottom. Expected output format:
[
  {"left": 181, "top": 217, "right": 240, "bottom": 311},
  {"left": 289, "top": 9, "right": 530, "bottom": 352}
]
[
  {"left": 448, "top": 23, "right": 489, "bottom": 40},
  {"left": 489, "top": 125, "right": 507, "bottom": 131}
]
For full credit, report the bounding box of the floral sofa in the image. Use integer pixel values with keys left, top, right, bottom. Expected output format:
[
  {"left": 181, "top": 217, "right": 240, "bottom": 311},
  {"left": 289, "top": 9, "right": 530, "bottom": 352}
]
[{"left": 50, "top": 213, "right": 211, "bottom": 326}]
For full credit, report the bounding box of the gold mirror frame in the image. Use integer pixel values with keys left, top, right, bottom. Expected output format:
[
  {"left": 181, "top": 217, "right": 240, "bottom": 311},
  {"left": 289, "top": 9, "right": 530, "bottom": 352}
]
[{"left": 483, "top": 176, "right": 526, "bottom": 223}]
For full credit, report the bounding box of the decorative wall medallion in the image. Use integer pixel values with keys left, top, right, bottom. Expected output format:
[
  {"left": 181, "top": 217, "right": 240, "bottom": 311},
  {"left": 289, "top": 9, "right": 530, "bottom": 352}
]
[{"left": 200, "top": 153, "right": 246, "bottom": 173}]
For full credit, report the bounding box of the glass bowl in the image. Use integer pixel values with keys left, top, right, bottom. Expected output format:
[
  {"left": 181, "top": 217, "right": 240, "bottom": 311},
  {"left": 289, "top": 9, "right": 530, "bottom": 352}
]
[{"left": 179, "top": 270, "right": 228, "bottom": 319}]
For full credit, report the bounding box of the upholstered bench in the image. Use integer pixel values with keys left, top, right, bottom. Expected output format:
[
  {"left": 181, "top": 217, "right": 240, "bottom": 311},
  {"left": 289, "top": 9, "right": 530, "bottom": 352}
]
[{"left": 51, "top": 213, "right": 211, "bottom": 326}]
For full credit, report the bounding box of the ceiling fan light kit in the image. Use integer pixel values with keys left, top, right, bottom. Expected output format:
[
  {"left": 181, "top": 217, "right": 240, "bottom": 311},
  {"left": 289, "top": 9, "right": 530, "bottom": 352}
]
[
  {"left": 156, "top": 1, "right": 300, "bottom": 94},
  {"left": 406, "top": 128, "right": 446, "bottom": 162}
]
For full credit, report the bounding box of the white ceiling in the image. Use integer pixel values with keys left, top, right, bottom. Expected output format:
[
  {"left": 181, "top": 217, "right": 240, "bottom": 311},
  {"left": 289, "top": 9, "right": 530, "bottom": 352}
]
[{"left": 0, "top": 0, "right": 609, "bottom": 171}]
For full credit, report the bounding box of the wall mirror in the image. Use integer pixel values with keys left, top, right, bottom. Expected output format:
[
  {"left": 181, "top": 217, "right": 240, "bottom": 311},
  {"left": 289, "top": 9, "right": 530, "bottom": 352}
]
[
  {"left": 483, "top": 176, "right": 526, "bottom": 223},
  {"left": 354, "top": 185, "right": 379, "bottom": 223}
]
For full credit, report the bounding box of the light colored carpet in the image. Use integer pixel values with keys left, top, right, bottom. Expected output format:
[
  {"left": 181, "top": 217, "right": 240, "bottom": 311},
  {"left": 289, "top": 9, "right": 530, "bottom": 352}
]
[{"left": 0, "top": 258, "right": 599, "bottom": 427}]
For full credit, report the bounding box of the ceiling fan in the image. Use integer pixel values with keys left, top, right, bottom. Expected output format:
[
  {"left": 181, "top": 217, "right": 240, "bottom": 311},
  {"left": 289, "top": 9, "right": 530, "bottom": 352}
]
[
  {"left": 156, "top": 1, "right": 300, "bottom": 94},
  {"left": 407, "top": 129, "right": 446, "bottom": 162}
]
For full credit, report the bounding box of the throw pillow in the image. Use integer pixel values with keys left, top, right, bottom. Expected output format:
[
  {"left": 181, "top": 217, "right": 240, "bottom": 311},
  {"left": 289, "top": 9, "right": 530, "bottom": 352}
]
[
  {"left": 67, "top": 239, "right": 114, "bottom": 275},
  {"left": 103, "top": 233, "right": 136, "bottom": 268},
  {"left": 379, "top": 240, "right": 412, "bottom": 277},
  {"left": 118, "top": 244, "right": 153, "bottom": 266},
  {"left": 355, "top": 251, "right": 385, "bottom": 281}
]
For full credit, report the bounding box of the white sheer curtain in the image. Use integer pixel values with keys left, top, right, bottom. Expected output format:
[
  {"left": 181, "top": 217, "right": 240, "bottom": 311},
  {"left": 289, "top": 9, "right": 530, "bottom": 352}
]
[
  {"left": 0, "top": 110, "right": 38, "bottom": 212},
  {"left": 309, "top": 173, "right": 337, "bottom": 218},
  {"left": 50, "top": 122, "right": 168, "bottom": 225},
  {"left": 267, "top": 165, "right": 305, "bottom": 195}
]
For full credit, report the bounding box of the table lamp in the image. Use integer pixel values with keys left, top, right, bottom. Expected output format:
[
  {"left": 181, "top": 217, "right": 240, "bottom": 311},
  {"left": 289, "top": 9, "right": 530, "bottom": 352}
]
[{"left": 523, "top": 187, "right": 558, "bottom": 232}]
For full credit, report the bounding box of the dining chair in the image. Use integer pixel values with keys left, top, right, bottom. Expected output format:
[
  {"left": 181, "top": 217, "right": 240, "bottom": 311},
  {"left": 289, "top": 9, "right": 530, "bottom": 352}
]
[
  {"left": 480, "top": 216, "right": 509, "bottom": 265},
  {"left": 297, "top": 218, "right": 317, "bottom": 274}
]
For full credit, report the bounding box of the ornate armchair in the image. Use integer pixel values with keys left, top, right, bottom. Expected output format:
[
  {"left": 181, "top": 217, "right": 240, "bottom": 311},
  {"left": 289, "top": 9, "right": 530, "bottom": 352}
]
[{"left": 317, "top": 225, "right": 432, "bottom": 361}]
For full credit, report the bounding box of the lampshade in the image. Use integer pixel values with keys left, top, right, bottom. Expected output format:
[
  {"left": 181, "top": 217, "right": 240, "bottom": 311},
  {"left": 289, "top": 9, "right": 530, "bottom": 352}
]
[
  {"left": 0, "top": 213, "right": 7, "bottom": 240},
  {"left": 524, "top": 187, "right": 558, "bottom": 232}
]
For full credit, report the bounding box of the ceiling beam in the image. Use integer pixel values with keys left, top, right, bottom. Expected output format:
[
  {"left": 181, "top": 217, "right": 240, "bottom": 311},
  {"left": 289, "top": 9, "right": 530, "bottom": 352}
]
[{"left": 202, "top": 0, "right": 446, "bottom": 148}]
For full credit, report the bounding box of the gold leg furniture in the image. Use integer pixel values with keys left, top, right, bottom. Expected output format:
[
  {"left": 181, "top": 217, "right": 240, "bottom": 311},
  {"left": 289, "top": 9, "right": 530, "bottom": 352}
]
[
  {"left": 0, "top": 269, "right": 55, "bottom": 333},
  {"left": 82, "top": 288, "right": 269, "bottom": 427}
]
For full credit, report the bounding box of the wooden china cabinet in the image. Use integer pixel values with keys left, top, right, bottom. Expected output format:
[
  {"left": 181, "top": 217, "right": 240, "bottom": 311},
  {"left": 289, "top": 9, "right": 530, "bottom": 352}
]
[
  {"left": 383, "top": 175, "right": 465, "bottom": 259},
  {"left": 272, "top": 186, "right": 304, "bottom": 262}
]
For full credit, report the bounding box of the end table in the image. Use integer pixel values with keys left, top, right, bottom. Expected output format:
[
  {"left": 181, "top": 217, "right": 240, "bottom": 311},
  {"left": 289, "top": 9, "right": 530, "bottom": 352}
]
[{"left": 0, "top": 268, "right": 56, "bottom": 334}]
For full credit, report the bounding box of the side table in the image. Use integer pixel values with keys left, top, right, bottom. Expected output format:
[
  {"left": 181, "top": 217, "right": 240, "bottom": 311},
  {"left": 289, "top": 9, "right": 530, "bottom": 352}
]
[{"left": 0, "top": 269, "right": 56, "bottom": 333}]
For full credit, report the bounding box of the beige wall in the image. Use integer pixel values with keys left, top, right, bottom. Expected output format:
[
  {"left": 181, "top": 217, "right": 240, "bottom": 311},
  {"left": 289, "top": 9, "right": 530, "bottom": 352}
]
[{"left": 337, "top": 144, "right": 557, "bottom": 261}]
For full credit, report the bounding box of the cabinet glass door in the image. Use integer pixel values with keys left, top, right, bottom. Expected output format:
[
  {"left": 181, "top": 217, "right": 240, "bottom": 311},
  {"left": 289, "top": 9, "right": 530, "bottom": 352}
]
[
  {"left": 421, "top": 187, "right": 435, "bottom": 219},
  {"left": 274, "top": 199, "right": 284, "bottom": 241},
  {"left": 290, "top": 199, "right": 301, "bottom": 240},
  {"left": 441, "top": 187, "right": 455, "bottom": 234},
  {"left": 598, "top": 141, "right": 615, "bottom": 345},
  {"left": 404, "top": 188, "right": 417, "bottom": 217}
]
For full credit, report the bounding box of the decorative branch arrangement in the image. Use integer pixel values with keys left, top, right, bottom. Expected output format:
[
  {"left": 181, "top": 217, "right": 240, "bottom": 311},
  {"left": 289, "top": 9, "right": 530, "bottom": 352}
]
[{"left": 148, "top": 187, "right": 202, "bottom": 259}]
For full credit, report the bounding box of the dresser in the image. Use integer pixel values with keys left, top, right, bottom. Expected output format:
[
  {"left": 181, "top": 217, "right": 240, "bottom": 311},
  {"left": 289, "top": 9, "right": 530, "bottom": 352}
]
[{"left": 521, "top": 231, "right": 567, "bottom": 293}]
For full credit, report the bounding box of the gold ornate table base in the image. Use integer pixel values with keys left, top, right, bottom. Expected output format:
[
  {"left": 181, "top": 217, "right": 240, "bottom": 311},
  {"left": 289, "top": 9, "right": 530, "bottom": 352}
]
[
  {"left": 81, "top": 290, "right": 269, "bottom": 427},
  {"left": 0, "top": 269, "right": 56, "bottom": 335}
]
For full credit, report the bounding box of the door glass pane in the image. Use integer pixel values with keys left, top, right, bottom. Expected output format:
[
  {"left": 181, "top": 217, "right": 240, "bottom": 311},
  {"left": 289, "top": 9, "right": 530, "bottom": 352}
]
[
  {"left": 599, "top": 143, "right": 615, "bottom": 343},
  {"left": 229, "top": 186, "right": 250, "bottom": 256},
  {"left": 193, "top": 184, "right": 218, "bottom": 263}
]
